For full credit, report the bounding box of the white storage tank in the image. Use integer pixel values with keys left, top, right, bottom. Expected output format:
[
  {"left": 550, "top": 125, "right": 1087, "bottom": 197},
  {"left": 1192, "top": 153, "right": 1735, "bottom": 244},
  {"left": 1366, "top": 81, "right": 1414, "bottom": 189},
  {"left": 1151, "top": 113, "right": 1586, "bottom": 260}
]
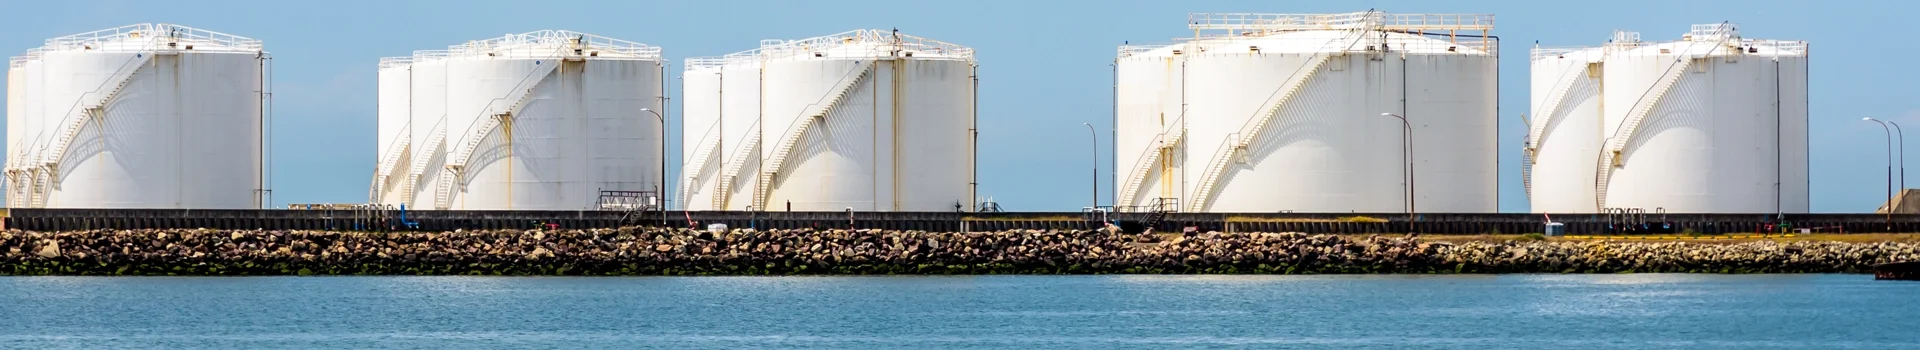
[
  {"left": 1114, "top": 43, "right": 1185, "bottom": 213},
  {"left": 393, "top": 30, "right": 665, "bottom": 210},
  {"left": 712, "top": 53, "right": 766, "bottom": 211},
  {"left": 687, "top": 30, "right": 977, "bottom": 212},
  {"left": 1115, "top": 11, "right": 1499, "bottom": 213},
  {"left": 6, "top": 53, "right": 30, "bottom": 206},
  {"left": 402, "top": 50, "right": 448, "bottom": 210},
  {"left": 1594, "top": 24, "right": 1808, "bottom": 213},
  {"left": 5, "top": 24, "right": 265, "bottom": 209},
  {"left": 678, "top": 58, "right": 723, "bottom": 210},
  {"left": 1524, "top": 44, "right": 1606, "bottom": 213},
  {"left": 369, "top": 56, "right": 412, "bottom": 205}
]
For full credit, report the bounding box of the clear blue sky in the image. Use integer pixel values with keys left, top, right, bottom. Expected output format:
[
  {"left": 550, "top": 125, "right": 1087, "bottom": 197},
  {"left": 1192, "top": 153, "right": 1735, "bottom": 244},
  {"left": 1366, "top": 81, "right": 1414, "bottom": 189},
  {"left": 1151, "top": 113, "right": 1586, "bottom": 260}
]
[{"left": 0, "top": 0, "right": 1903, "bottom": 212}]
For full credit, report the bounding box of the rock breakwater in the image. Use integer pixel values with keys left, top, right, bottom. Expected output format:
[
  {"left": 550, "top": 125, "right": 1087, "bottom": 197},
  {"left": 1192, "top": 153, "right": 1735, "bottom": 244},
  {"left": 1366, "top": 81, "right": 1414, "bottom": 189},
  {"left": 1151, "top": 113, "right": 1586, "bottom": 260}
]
[{"left": 0, "top": 229, "right": 1914, "bottom": 275}]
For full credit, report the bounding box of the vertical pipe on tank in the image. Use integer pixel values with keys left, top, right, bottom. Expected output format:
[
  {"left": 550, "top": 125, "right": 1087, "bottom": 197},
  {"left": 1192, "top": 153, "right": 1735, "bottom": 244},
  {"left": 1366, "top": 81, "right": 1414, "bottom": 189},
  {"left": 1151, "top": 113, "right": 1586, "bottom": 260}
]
[
  {"left": 890, "top": 58, "right": 902, "bottom": 211},
  {"left": 264, "top": 53, "right": 275, "bottom": 208},
  {"left": 970, "top": 63, "right": 979, "bottom": 212},
  {"left": 1774, "top": 59, "right": 1782, "bottom": 217},
  {"left": 668, "top": 60, "right": 675, "bottom": 219}
]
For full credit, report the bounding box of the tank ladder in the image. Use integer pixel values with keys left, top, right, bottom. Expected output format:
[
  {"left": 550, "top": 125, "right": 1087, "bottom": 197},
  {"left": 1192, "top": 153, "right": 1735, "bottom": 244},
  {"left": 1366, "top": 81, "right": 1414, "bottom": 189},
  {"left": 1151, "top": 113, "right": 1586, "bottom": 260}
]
[
  {"left": 438, "top": 57, "right": 565, "bottom": 209},
  {"left": 1595, "top": 56, "right": 1694, "bottom": 210},
  {"left": 753, "top": 60, "right": 878, "bottom": 211},
  {"left": 1187, "top": 54, "right": 1334, "bottom": 212},
  {"left": 1521, "top": 64, "right": 1590, "bottom": 199},
  {"left": 29, "top": 49, "right": 154, "bottom": 208},
  {"left": 1116, "top": 113, "right": 1185, "bottom": 208}
]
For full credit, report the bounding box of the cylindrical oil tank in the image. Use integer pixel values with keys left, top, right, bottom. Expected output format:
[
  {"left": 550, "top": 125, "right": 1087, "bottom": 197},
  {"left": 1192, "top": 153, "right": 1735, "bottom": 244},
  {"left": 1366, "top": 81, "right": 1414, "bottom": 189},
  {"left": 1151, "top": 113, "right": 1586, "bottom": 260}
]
[
  {"left": 405, "top": 50, "right": 448, "bottom": 210},
  {"left": 437, "top": 31, "right": 664, "bottom": 210},
  {"left": 1526, "top": 46, "right": 1605, "bottom": 213},
  {"left": 370, "top": 57, "right": 411, "bottom": 205},
  {"left": 7, "top": 24, "right": 264, "bottom": 209},
  {"left": 714, "top": 55, "right": 764, "bottom": 211},
  {"left": 1118, "top": 12, "right": 1498, "bottom": 213},
  {"left": 5, "top": 57, "right": 27, "bottom": 207},
  {"left": 7, "top": 56, "right": 46, "bottom": 207},
  {"left": 1597, "top": 24, "right": 1808, "bottom": 213},
  {"left": 710, "top": 30, "right": 976, "bottom": 212},
  {"left": 678, "top": 59, "right": 723, "bottom": 210},
  {"left": 1113, "top": 44, "right": 1185, "bottom": 211}
]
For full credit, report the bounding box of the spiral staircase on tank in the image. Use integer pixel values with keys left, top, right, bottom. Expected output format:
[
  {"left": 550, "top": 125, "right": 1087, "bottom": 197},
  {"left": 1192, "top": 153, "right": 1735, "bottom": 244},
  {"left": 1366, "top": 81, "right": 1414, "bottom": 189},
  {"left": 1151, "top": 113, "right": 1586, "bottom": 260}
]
[
  {"left": 676, "top": 124, "right": 724, "bottom": 209},
  {"left": 22, "top": 48, "right": 154, "bottom": 208},
  {"left": 1115, "top": 112, "right": 1184, "bottom": 210},
  {"left": 713, "top": 129, "right": 759, "bottom": 210},
  {"left": 434, "top": 57, "right": 565, "bottom": 210},
  {"left": 1594, "top": 57, "right": 1693, "bottom": 210},
  {"left": 368, "top": 128, "right": 411, "bottom": 204},
  {"left": 1520, "top": 65, "right": 1590, "bottom": 199},
  {"left": 752, "top": 60, "right": 879, "bottom": 211},
  {"left": 401, "top": 124, "right": 445, "bottom": 207},
  {"left": 1185, "top": 54, "right": 1334, "bottom": 213}
]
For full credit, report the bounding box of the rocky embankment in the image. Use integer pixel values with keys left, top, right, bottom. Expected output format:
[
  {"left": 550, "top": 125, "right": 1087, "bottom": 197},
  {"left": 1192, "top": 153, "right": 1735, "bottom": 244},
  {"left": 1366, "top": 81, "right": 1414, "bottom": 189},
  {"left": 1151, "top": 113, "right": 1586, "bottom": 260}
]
[{"left": 0, "top": 228, "right": 1914, "bottom": 275}]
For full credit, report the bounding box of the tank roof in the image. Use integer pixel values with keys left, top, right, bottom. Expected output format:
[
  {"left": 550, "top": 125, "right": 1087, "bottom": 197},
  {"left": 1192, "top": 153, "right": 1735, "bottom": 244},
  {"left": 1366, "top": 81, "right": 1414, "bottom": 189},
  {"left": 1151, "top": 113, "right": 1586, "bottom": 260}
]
[
  {"left": 721, "top": 29, "right": 974, "bottom": 62},
  {"left": 378, "top": 56, "right": 412, "bottom": 69},
  {"left": 1607, "top": 23, "right": 1807, "bottom": 57},
  {"left": 1120, "top": 10, "right": 1497, "bottom": 58},
  {"left": 10, "top": 23, "right": 262, "bottom": 68},
  {"left": 425, "top": 30, "right": 661, "bottom": 61}
]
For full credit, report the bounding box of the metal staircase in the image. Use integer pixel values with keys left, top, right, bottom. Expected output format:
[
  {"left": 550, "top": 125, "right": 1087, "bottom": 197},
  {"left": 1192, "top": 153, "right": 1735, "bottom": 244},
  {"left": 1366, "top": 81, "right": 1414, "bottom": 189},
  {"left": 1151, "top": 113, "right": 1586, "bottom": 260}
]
[
  {"left": 752, "top": 61, "right": 878, "bottom": 210},
  {"left": 368, "top": 135, "right": 410, "bottom": 203},
  {"left": 402, "top": 126, "right": 445, "bottom": 206},
  {"left": 1116, "top": 114, "right": 1185, "bottom": 208},
  {"left": 28, "top": 50, "right": 154, "bottom": 207},
  {"left": 438, "top": 59, "right": 563, "bottom": 209},
  {"left": 713, "top": 132, "right": 759, "bottom": 210},
  {"left": 1187, "top": 54, "right": 1333, "bottom": 212},
  {"left": 1521, "top": 66, "right": 1589, "bottom": 198},
  {"left": 677, "top": 126, "right": 724, "bottom": 208},
  {"left": 1595, "top": 57, "right": 1692, "bottom": 210}
]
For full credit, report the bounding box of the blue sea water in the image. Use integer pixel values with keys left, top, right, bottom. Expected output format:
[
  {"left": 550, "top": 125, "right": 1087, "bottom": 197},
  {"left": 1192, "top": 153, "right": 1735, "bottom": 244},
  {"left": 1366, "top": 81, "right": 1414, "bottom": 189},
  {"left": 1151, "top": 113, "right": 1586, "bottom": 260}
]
[{"left": 0, "top": 275, "right": 1914, "bottom": 349}]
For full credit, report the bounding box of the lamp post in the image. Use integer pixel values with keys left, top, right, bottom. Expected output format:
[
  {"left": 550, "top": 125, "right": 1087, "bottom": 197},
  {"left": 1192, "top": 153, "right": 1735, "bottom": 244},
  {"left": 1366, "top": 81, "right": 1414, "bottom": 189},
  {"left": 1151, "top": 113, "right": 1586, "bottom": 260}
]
[
  {"left": 1084, "top": 123, "right": 1098, "bottom": 211},
  {"left": 1381, "top": 112, "right": 1414, "bottom": 233},
  {"left": 642, "top": 108, "right": 668, "bottom": 227},
  {"left": 1893, "top": 121, "right": 1908, "bottom": 192},
  {"left": 1868, "top": 117, "right": 1894, "bottom": 230}
]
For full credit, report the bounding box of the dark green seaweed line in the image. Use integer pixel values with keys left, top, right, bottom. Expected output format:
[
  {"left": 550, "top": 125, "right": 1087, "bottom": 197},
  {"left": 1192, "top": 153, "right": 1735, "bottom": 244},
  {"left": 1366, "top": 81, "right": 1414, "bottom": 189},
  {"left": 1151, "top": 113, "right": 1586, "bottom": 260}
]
[{"left": 1, "top": 229, "right": 1914, "bottom": 275}]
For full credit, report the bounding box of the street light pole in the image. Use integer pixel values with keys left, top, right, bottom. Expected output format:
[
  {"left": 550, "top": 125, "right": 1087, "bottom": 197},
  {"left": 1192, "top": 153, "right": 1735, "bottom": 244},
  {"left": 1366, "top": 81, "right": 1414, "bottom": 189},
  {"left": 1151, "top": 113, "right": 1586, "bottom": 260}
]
[
  {"left": 642, "top": 108, "right": 668, "bottom": 227},
  {"left": 1893, "top": 121, "right": 1907, "bottom": 192},
  {"left": 1084, "top": 123, "right": 1098, "bottom": 210},
  {"left": 1381, "top": 113, "right": 1413, "bottom": 233},
  {"left": 1868, "top": 118, "right": 1894, "bottom": 229}
]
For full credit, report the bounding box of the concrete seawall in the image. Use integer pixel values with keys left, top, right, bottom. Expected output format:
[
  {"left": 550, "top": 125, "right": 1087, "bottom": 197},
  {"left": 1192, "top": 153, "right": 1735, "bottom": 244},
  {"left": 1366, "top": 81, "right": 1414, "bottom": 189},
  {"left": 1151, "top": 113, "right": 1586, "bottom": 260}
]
[{"left": 1, "top": 228, "right": 1914, "bottom": 275}]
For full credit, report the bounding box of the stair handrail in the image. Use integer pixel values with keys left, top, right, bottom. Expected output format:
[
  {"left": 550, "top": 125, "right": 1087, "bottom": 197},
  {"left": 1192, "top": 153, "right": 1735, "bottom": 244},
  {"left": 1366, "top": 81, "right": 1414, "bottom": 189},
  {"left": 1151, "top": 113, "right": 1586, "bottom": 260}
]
[
  {"left": 1525, "top": 60, "right": 1589, "bottom": 153},
  {"left": 677, "top": 120, "right": 725, "bottom": 206},
  {"left": 27, "top": 36, "right": 160, "bottom": 168},
  {"left": 1602, "top": 37, "right": 1728, "bottom": 156},
  {"left": 1187, "top": 28, "right": 1368, "bottom": 212},
  {"left": 761, "top": 60, "right": 875, "bottom": 173},
  {"left": 1116, "top": 110, "right": 1187, "bottom": 206},
  {"left": 368, "top": 124, "right": 413, "bottom": 201},
  {"left": 1593, "top": 33, "right": 1728, "bottom": 209},
  {"left": 754, "top": 60, "right": 878, "bottom": 210},
  {"left": 445, "top": 45, "right": 569, "bottom": 170}
]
